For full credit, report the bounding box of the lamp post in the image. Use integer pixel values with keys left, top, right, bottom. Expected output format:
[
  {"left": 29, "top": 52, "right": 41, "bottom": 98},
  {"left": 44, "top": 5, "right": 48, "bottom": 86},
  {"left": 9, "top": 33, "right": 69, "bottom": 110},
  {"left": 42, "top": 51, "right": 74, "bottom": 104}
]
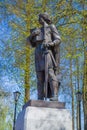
[
  {"left": 13, "top": 91, "right": 21, "bottom": 130},
  {"left": 76, "top": 91, "right": 82, "bottom": 130}
]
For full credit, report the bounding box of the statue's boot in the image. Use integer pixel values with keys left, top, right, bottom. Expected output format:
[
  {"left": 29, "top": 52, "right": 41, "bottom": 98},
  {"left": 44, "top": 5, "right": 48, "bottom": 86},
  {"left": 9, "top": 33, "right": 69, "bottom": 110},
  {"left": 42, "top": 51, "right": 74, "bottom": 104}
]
[{"left": 49, "top": 80, "right": 59, "bottom": 101}]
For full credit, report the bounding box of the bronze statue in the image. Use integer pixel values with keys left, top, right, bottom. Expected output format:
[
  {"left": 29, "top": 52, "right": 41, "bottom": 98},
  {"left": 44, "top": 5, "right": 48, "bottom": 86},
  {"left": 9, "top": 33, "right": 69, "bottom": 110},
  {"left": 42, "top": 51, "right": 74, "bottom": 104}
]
[{"left": 27, "top": 12, "right": 61, "bottom": 101}]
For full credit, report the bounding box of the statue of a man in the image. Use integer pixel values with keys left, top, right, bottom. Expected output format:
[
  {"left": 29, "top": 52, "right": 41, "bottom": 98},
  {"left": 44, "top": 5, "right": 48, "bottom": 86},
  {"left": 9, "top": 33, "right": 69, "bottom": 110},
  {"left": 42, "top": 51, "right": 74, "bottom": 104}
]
[{"left": 27, "top": 12, "right": 61, "bottom": 101}]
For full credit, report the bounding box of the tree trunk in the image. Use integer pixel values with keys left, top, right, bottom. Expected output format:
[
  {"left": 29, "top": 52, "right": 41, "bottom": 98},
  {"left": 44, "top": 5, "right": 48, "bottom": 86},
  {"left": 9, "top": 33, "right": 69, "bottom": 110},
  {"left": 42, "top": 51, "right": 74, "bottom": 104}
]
[
  {"left": 24, "top": 43, "right": 30, "bottom": 103},
  {"left": 70, "top": 58, "right": 75, "bottom": 130},
  {"left": 24, "top": 0, "right": 31, "bottom": 103},
  {"left": 83, "top": 48, "right": 87, "bottom": 130}
]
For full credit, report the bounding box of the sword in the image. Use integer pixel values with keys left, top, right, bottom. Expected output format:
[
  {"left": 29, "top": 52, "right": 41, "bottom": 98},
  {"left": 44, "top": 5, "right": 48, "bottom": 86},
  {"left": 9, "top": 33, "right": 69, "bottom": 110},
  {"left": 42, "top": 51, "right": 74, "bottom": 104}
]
[
  {"left": 43, "top": 21, "right": 49, "bottom": 100},
  {"left": 44, "top": 48, "right": 48, "bottom": 100}
]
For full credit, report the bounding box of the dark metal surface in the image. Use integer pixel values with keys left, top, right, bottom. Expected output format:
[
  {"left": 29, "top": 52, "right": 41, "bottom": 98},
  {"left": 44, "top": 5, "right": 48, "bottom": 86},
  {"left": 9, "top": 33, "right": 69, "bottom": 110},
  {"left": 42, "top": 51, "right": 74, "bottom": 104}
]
[
  {"left": 23, "top": 100, "right": 65, "bottom": 110},
  {"left": 13, "top": 102, "right": 17, "bottom": 130},
  {"left": 28, "top": 12, "right": 61, "bottom": 101}
]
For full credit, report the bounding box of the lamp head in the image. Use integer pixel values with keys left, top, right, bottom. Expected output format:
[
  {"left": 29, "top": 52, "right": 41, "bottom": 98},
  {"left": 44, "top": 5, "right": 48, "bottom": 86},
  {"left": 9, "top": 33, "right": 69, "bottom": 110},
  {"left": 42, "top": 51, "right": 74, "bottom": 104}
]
[
  {"left": 76, "top": 91, "right": 82, "bottom": 102},
  {"left": 13, "top": 91, "right": 21, "bottom": 102}
]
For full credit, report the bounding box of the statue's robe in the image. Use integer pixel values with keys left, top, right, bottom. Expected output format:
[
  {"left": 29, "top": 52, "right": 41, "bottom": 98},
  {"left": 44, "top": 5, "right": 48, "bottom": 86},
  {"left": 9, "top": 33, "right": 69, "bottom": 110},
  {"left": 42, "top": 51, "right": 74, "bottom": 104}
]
[{"left": 27, "top": 24, "right": 61, "bottom": 98}]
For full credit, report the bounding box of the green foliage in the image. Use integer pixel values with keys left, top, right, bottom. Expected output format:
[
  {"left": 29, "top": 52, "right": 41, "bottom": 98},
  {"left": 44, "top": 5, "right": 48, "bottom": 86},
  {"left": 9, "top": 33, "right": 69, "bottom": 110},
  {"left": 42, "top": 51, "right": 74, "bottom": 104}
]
[
  {"left": 0, "top": 89, "right": 13, "bottom": 130},
  {"left": 0, "top": 0, "right": 87, "bottom": 129}
]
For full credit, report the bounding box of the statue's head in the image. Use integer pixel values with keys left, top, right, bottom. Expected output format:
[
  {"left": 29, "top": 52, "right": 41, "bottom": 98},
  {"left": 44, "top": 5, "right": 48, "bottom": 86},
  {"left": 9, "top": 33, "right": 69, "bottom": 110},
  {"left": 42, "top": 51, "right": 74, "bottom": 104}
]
[{"left": 39, "top": 12, "right": 52, "bottom": 25}]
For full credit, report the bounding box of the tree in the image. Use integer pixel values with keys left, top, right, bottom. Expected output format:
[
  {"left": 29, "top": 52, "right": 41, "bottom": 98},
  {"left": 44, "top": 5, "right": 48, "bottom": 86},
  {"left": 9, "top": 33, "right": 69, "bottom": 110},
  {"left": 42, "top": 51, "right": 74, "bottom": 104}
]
[
  {"left": 0, "top": 0, "right": 87, "bottom": 129},
  {"left": 0, "top": 89, "right": 12, "bottom": 130},
  {"left": 4, "top": 0, "right": 40, "bottom": 103}
]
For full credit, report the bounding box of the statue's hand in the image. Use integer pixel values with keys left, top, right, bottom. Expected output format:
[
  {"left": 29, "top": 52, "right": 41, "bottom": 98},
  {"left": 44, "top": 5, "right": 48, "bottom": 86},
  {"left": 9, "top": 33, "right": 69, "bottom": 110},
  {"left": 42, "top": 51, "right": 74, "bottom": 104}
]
[
  {"left": 45, "top": 42, "right": 54, "bottom": 47},
  {"left": 43, "top": 42, "right": 54, "bottom": 48}
]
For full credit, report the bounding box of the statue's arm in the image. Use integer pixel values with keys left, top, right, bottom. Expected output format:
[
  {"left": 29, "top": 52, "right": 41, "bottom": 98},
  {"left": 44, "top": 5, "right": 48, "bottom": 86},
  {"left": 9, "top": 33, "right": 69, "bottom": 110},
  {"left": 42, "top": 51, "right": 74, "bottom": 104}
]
[
  {"left": 27, "top": 29, "right": 41, "bottom": 47},
  {"left": 50, "top": 24, "right": 61, "bottom": 46},
  {"left": 27, "top": 35, "right": 36, "bottom": 48}
]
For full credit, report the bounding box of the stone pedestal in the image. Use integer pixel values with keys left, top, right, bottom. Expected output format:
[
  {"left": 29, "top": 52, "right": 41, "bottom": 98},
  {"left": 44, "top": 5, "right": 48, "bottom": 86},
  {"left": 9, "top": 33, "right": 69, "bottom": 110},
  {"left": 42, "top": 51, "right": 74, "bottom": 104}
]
[{"left": 15, "top": 100, "right": 72, "bottom": 130}]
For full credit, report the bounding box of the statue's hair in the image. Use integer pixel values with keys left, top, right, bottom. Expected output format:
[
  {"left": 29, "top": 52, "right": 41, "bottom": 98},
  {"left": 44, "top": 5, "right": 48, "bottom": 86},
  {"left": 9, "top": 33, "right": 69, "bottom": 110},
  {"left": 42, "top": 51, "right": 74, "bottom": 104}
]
[{"left": 39, "top": 12, "right": 52, "bottom": 24}]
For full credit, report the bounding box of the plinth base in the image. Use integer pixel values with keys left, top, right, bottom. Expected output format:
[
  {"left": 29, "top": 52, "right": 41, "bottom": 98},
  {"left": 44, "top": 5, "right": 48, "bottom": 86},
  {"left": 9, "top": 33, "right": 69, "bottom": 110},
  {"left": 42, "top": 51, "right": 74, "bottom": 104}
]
[{"left": 15, "top": 100, "right": 72, "bottom": 130}]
